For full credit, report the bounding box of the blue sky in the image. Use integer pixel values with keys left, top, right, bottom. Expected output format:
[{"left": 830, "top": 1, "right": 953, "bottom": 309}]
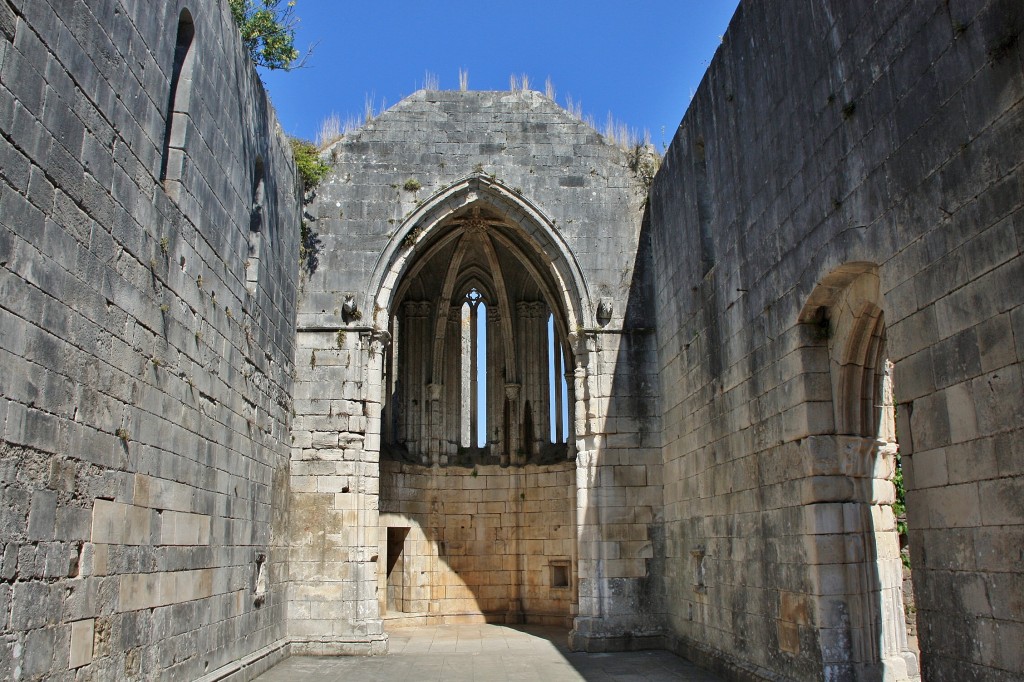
[{"left": 261, "top": 1, "right": 740, "bottom": 149}]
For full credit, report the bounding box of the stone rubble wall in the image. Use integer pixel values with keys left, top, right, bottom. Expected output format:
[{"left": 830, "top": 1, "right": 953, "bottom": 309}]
[
  {"left": 650, "top": 0, "right": 1023, "bottom": 679},
  {"left": 379, "top": 461, "right": 575, "bottom": 625},
  {"left": 0, "top": 1, "right": 301, "bottom": 679}
]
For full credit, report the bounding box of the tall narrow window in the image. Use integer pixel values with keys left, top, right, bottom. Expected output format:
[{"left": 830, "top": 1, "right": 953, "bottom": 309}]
[
  {"left": 160, "top": 10, "right": 196, "bottom": 192},
  {"left": 548, "top": 314, "right": 569, "bottom": 443},
  {"left": 460, "top": 289, "right": 486, "bottom": 448},
  {"left": 246, "top": 157, "right": 265, "bottom": 295}
]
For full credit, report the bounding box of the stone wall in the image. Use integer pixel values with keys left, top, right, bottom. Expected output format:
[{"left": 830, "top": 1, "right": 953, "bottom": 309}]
[
  {"left": 290, "top": 90, "right": 664, "bottom": 652},
  {"left": 379, "top": 461, "right": 575, "bottom": 626},
  {"left": 0, "top": 1, "right": 300, "bottom": 679},
  {"left": 649, "top": 0, "right": 1023, "bottom": 679}
]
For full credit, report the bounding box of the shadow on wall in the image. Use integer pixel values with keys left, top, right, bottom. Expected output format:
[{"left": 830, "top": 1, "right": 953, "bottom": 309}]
[
  {"left": 573, "top": 202, "right": 667, "bottom": 649},
  {"left": 377, "top": 461, "right": 576, "bottom": 627}
]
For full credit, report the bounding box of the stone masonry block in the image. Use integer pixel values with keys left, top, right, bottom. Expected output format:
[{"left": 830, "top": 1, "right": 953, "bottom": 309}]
[
  {"left": 69, "top": 618, "right": 94, "bottom": 669},
  {"left": 27, "top": 489, "right": 57, "bottom": 541},
  {"left": 90, "top": 499, "right": 125, "bottom": 544}
]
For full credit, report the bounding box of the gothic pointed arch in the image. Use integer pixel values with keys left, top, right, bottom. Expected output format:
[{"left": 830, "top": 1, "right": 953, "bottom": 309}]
[
  {"left": 367, "top": 174, "right": 595, "bottom": 336},
  {"left": 798, "top": 262, "right": 918, "bottom": 680},
  {"left": 375, "top": 176, "right": 586, "bottom": 468}
]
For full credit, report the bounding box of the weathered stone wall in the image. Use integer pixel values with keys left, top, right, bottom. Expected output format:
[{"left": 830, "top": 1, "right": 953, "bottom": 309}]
[
  {"left": 290, "top": 90, "right": 663, "bottom": 652},
  {"left": 650, "top": 0, "right": 1022, "bottom": 679},
  {"left": 0, "top": 1, "right": 300, "bottom": 679},
  {"left": 379, "top": 461, "right": 575, "bottom": 625}
]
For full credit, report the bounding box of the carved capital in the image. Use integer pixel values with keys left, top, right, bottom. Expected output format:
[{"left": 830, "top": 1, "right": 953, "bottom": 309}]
[
  {"left": 427, "top": 383, "right": 443, "bottom": 401},
  {"left": 403, "top": 300, "right": 432, "bottom": 318},
  {"left": 567, "top": 331, "right": 595, "bottom": 356},
  {"left": 504, "top": 383, "right": 521, "bottom": 401},
  {"left": 516, "top": 300, "right": 547, "bottom": 318},
  {"left": 365, "top": 328, "right": 391, "bottom": 355}
]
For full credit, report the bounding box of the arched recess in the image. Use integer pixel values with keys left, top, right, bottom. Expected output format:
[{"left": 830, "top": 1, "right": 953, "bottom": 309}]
[
  {"left": 160, "top": 9, "right": 197, "bottom": 197},
  {"left": 371, "top": 176, "right": 587, "bottom": 628},
  {"left": 377, "top": 180, "right": 584, "bottom": 468},
  {"left": 798, "top": 262, "right": 919, "bottom": 681}
]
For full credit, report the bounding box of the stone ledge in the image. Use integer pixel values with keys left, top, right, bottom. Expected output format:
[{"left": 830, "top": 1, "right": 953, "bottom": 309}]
[
  {"left": 194, "top": 640, "right": 291, "bottom": 682},
  {"left": 194, "top": 633, "right": 394, "bottom": 682},
  {"left": 568, "top": 620, "right": 666, "bottom": 653},
  {"left": 289, "top": 634, "right": 389, "bottom": 656},
  {"left": 568, "top": 631, "right": 666, "bottom": 653}
]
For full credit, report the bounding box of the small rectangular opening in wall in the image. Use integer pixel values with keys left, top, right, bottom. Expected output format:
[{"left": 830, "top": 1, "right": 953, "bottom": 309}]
[
  {"left": 386, "top": 527, "right": 409, "bottom": 578},
  {"left": 550, "top": 561, "right": 570, "bottom": 589},
  {"left": 386, "top": 527, "right": 410, "bottom": 614}
]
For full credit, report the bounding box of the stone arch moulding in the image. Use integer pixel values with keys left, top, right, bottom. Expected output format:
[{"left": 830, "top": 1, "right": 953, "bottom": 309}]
[
  {"left": 160, "top": 7, "right": 197, "bottom": 197},
  {"left": 366, "top": 173, "right": 596, "bottom": 335},
  {"left": 797, "top": 261, "right": 919, "bottom": 681}
]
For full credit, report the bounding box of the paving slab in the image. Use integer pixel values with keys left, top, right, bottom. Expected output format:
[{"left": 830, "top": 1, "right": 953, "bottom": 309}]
[{"left": 253, "top": 625, "right": 724, "bottom": 681}]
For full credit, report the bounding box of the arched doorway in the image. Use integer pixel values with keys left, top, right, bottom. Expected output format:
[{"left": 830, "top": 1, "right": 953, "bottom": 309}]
[
  {"left": 799, "top": 262, "right": 919, "bottom": 680},
  {"left": 369, "top": 177, "right": 589, "bottom": 627}
]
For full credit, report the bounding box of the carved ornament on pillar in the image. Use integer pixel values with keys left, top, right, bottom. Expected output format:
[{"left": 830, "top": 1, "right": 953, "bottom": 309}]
[
  {"left": 567, "top": 330, "right": 596, "bottom": 359},
  {"left": 403, "top": 300, "right": 432, "bottom": 318},
  {"left": 516, "top": 300, "right": 546, "bottom": 319},
  {"left": 342, "top": 294, "right": 360, "bottom": 322},
  {"left": 504, "top": 383, "right": 521, "bottom": 402}
]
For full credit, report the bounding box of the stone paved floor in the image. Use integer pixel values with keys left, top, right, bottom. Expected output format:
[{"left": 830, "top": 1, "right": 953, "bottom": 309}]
[{"left": 253, "top": 624, "right": 724, "bottom": 681}]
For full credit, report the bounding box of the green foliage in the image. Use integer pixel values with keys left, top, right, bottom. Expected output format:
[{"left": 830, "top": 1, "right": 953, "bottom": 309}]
[
  {"left": 299, "top": 220, "right": 322, "bottom": 276},
  {"left": 894, "top": 451, "right": 910, "bottom": 569},
  {"left": 289, "top": 137, "right": 330, "bottom": 190},
  {"left": 229, "top": 0, "right": 302, "bottom": 71},
  {"left": 402, "top": 178, "right": 422, "bottom": 192}
]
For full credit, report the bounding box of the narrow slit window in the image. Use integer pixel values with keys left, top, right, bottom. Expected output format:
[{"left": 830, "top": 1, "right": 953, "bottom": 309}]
[
  {"left": 246, "top": 157, "right": 265, "bottom": 295},
  {"left": 160, "top": 9, "right": 196, "bottom": 191}
]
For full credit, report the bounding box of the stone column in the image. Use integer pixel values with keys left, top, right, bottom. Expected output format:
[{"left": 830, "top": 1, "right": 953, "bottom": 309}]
[
  {"left": 401, "top": 301, "right": 432, "bottom": 463},
  {"left": 348, "top": 328, "right": 390, "bottom": 653},
  {"left": 487, "top": 304, "right": 502, "bottom": 452},
  {"left": 564, "top": 365, "right": 577, "bottom": 460},
  {"left": 504, "top": 383, "right": 521, "bottom": 466},
  {"left": 446, "top": 304, "right": 462, "bottom": 461},
  {"left": 802, "top": 434, "right": 918, "bottom": 680},
  {"left": 427, "top": 382, "right": 443, "bottom": 466},
  {"left": 516, "top": 301, "right": 548, "bottom": 457}
]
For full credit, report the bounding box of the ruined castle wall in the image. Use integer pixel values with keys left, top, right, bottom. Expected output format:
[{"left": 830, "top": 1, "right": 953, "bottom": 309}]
[
  {"left": 0, "top": 1, "right": 300, "bottom": 679},
  {"left": 651, "top": 0, "right": 1023, "bottom": 679},
  {"left": 290, "top": 91, "right": 663, "bottom": 650}
]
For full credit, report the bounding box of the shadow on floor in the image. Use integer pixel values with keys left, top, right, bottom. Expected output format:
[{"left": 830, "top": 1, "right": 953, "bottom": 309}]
[{"left": 253, "top": 624, "right": 723, "bottom": 681}]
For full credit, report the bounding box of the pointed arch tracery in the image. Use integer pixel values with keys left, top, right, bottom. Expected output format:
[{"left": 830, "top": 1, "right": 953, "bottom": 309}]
[{"left": 375, "top": 176, "right": 587, "bottom": 467}]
